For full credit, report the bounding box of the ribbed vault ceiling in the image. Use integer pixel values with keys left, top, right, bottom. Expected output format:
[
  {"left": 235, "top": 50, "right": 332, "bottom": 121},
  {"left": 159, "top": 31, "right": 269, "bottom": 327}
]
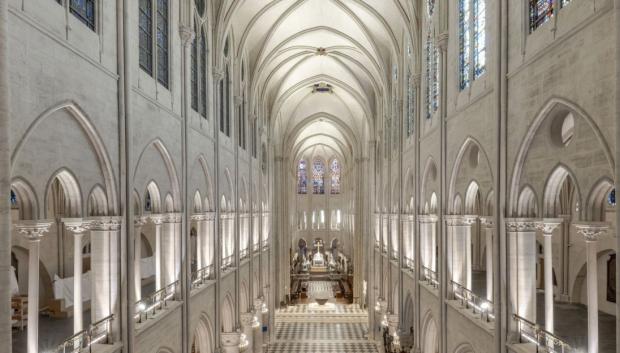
[{"left": 218, "top": 0, "right": 416, "bottom": 165}]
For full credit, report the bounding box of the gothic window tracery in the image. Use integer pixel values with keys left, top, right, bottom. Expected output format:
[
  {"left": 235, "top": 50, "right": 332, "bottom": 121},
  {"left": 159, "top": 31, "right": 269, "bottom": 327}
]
[
  {"left": 330, "top": 159, "right": 341, "bottom": 194},
  {"left": 298, "top": 160, "right": 308, "bottom": 194},
  {"left": 312, "top": 160, "right": 325, "bottom": 194},
  {"left": 459, "top": 0, "right": 486, "bottom": 90}
]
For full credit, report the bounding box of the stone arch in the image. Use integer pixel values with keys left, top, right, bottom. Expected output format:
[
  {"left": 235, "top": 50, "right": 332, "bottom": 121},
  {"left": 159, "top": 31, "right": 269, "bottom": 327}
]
[
  {"left": 12, "top": 101, "right": 118, "bottom": 215},
  {"left": 464, "top": 181, "right": 481, "bottom": 215},
  {"left": 448, "top": 137, "right": 493, "bottom": 215},
  {"left": 240, "top": 280, "right": 249, "bottom": 312},
  {"left": 222, "top": 168, "right": 235, "bottom": 208},
  {"left": 87, "top": 184, "right": 108, "bottom": 216},
  {"left": 45, "top": 168, "right": 83, "bottom": 218},
  {"left": 421, "top": 310, "right": 438, "bottom": 353},
  {"left": 192, "top": 314, "right": 215, "bottom": 353},
  {"left": 145, "top": 181, "right": 162, "bottom": 213},
  {"left": 132, "top": 189, "right": 142, "bottom": 215},
  {"left": 402, "top": 291, "right": 414, "bottom": 336},
  {"left": 571, "top": 248, "right": 616, "bottom": 306},
  {"left": 134, "top": 139, "right": 182, "bottom": 211},
  {"left": 586, "top": 177, "right": 614, "bottom": 221},
  {"left": 517, "top": 185, "right": 538, "bottom": 218},
  {"left": 195, "top": 154, "right": 215, "bottom": 211},
  {"left": 454, "top": 343, "right": 476, "bottom": 353},
  {"left": 509, "top": 97, "right": 614, "bottom": 215},
  {"left": 221, "top": 292, "right": 236, "bottom": 332},
  {"left": 453, "top": 194, "right": 463, "bottom": 215},
  {"left": 194, "top": 190, "right": 204, "bottom": 213},
  {"left": 164, "top": 193, "right": 175, "bottom": 213},
  {"left": 421, "top": 157, "right": 438, "bottom": 211},
  {"left": 404, "top": 169, "right": 415, "bottom": 213},
  {"left": 542, "top": 164, "right": 581, "bottom": 218},
  {"left": 11, "top": 178, "right": 38, "bottom": 220},
  {"left": 11, "top": 245, "right": 54, "bottom": 308}
]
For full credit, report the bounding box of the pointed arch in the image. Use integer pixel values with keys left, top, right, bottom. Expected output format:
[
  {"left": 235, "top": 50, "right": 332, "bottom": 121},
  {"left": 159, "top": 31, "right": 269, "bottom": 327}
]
[
  {"left": 11, "top": 178, "right": 38, "bottom": 220},
  {"left": 87, "top": 184, "right": 108, "bottom": 216},
  {"left": 134, "top": 138, "right": 182, "bottom": 211},
  {"left": 45, "top": 168, "right": 83, "bottom": 218}
]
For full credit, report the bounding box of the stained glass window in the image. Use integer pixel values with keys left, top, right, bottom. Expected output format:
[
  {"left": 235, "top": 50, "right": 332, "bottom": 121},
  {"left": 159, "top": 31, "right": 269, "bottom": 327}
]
[
  {"left": 473, "top": 0, "right": 486, "bottom": 79},
  {"left": 406, "top": 71, "right": 415, "bottom": 137},
  {"left": 312, "top": 160, "right": 325, "bottom": 194},
  {"left": 10, "top": 190, "right": 17, "bottom": 207},
  {"left": 459, "top": 0, "right": 471, "bottom": 90},
  {"left": 139, "top": 0, "right": 153, "bottom": 75},
  {"left": 191, "top": 25, "right": 198, "bottom": 111},
  {"left": 225, "top": 67, "right": 231, "bottom": 136},
  {"left": 145, "top": 191, "right": 152, "bottom": 212},
  {"left": 530, "top": 0, "right": 553, "bottom": 32},
  {"left": 199, "top": 31, "right": 207, "bottom": 118},
  {"left": 427, "top": 0, "right": 435, "bottom": 17},
  {"left": 156, "top": 0, "right": 169, "bottom": 88},
  {"left": 608, "top": 188, "right": 616, "bottom": 207},
  {"left": 70, "top": 0, "right": 96, "bottom": 30},
  {"left": 330, "top": 159, "right": 341, "bottom": 194},
  {"left": 426, "top": 32, "right": 438, "bottom": 119},
  {"left": 298, "top": 160, "right": 307, "bottom": 194}
]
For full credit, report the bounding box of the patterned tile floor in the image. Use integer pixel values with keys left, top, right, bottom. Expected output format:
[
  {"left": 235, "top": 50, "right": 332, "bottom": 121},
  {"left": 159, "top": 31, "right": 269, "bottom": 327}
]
[{"left": 269, "top": 298, "right": 377, "bottom": 352}]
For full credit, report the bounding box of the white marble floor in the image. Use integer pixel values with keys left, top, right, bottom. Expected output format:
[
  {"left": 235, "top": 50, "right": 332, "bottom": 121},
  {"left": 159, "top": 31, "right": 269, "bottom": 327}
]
[{"left": 269, "top": 303, "right": 377, "bottom": 353}]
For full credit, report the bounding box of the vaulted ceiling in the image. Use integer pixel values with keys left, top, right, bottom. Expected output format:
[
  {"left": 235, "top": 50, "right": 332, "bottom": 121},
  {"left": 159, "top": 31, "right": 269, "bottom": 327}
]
[{"left": 216, "top": 0, "right": 418, "bottom": 167}]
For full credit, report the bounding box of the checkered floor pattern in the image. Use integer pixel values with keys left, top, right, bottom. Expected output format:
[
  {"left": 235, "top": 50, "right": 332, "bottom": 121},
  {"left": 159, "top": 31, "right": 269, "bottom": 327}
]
[
  {"left": 307, "top": 281, "right": 334, "bottom": 299},
  {"left": 268, "top": 301, "right": 377, "bottom": 353}
]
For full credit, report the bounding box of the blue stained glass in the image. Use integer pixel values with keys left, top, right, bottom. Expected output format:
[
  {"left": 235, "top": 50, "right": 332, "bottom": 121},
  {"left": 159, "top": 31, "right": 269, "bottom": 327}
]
[
  {"left": 473, "top": 0, "right": 486, "bottom": 79},
  {"left": 608, "top": 189, "right": 616, "bottom": 207},
  {"left": 530, "top": 0, "right": 553, "bottom": 32},
  {"left": 156, "top": 0, "right": 169, "bottom": 87},
  {"left": 139, "top": 0, "right": 153, "bottom": 75},
  {"left": 10, "top": 190, "right": 17, "bottom": 207},
  {"left": 312, "top": 160, "right": 325, "bottom": 194},
  {"left": 70, "top": 0, "right": 95, "bottom": 30},
  {"left": 459, "top": 0, "right": 471, "bottom": 90},
  {"left": 298, "top": 160, "right": 308, "bottom": 194},
  {"left": 330, "top": 159, "right": 341, "bottom": 194}
]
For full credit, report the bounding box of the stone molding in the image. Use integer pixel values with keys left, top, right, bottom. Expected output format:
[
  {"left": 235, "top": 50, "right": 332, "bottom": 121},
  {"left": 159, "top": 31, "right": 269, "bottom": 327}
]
[
  {"left": 163, "top": 212, "right": 183, "bottom": 223},
  {"left": 85, "top": 216, "right": 122, "bottom": 231},
  {"left": 178, "top": 25, "right": 195, "bottom": 47},
  {"left": 62, "top": 217, "right": 90, "bottom": 233},
  {"left": 134, "top": 216, "right": 148, "bottom": 227},
  {"left": 535, "top": 218, "right": 563, "bottom": 235},
  {"left": 436, "top": 32, "right": 449, "bottom": 51},
  {"left": 191, "top": 213, "right": 207, "bottom": 221},
  {"left": 478, "top": 217, "right": 494, "bottom": 228},
  {"left": 444, "top": 215, "right": 477, "bottom": 226},
  {"left": 417, "top": 214, "right": 438, "bottom": 224},
  {"left": 14, "top": 220, "right": 53, "bottom": 241},
  {"left": 505, "top": 218, "right": 538, "bottom": 232},
  {"left": 574, "top": 222, "right": 609, "bottom": 242},
  {"left": 149, "top": 214, "right": 165, "bottom": 225},
  {"left": 221, "top": 332, "right": 241, "bottom": 346}
]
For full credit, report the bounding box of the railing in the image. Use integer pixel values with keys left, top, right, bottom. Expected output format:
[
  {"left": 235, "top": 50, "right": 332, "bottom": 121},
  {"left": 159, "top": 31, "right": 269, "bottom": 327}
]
[
  {"left": 513, "top": 315, "right": 573, "bottom": 353},
  {"left": 134, "top": 281, "right": 178, "bottom": 323},
  {"left": 55, "top": 315, "right": 114, "bottom": 352},
  {"left": 192, "top": 264, "right": 214, "bottom": 288},
  {"left": 404, "top": 257, "right": 415, "bottom": 270},
  {"left": 421, "top": 266, "right": 438, "bottom": 287},
  {"left": 240, "top": 248, "right": 250, "bottom": 260},
  {"left": 221, "top": 255, "right": 234, "bottom": 270},
  {"left": 450, "top": 281, "right": 494, "bottom": 322}
]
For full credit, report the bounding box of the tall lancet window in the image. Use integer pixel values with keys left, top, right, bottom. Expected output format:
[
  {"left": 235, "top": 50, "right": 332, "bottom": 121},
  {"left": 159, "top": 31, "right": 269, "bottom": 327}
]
[
  {"left": 459, "top": 0, "right": 486, "bottom": 90},
  {"left": 312, "top": 160, "right": 325, "bottom": 194},
  {"left": 298, "top": 160, "right": 308, "bottom": 194},
  {"left": 425, "top": 32, "right": 438, "bottom": 119},
  {"left": 330, "top": 159, "right": 341, "bottom": 194},
  {"left": 529, "top": 0, "right": 553, "bottom": 32}
]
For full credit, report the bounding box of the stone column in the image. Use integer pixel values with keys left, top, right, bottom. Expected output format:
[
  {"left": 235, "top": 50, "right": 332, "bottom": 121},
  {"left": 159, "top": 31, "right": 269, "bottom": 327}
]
[
  {"left": 536, "top": 218, "right": 562, "bottom": 333},
  {"left": 575, "top": 222, "right": 608, "bottom": 353},
  {"left": 221, "top": 331, "right": 241, "bottom": 353},
  {"left": 134, "top": 216, "right": 147, "bottom": 301},
  {"left": 62, "top": 218, "right": 90, "bottom": 333},
  {"left": 253, "top": 299, "right": 264, "bottom": 353},
  {"left": 418, "top": 215, "right": 438, "bottom": 272},
  {"left": 505, "top": 219, "right": 538, "bottom": 326},
  {"left": 206, "top": 212, "right": 215, "bottom": 269},
  {"left": 86, "top": 216, "right": 122, "bottom": 337},
  {"left": 192, "top": 214, "right": 206, "bottom": 270},
  {"left": 162, "top": 213, "right": 182, "bottom": 287},
  {"left": 479, "top": 217, "right": 494, "bottom": 301},
  {"left": 150, "top": 214, "right": 165, "bottom": 290},
  {"left": 15, "top": 221, "right": 52, "bottom": 353},
  {"left": 240, "top": 312, "right": 258, "bottom": 352},
  {"left": 445, "top": 215, "right": 477, "bottom": 289}
]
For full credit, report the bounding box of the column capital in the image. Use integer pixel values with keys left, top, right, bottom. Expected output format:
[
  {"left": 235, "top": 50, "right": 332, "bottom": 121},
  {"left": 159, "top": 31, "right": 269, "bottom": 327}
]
[
  {"left": 535, "top": 218, "right": 563, "bottom": 235},
  {"left": 134, "top": 216, "right": 148, "bottom": 227},
  {"left": 221, "top": 332, "right": 241, "bottom": 347},
  {"left": 240, "top": 312, "right": 259, "bottom": 328},
  {"left": 212, "top": 69, "right": 224, "bottom": 80},
  {"left": 178, "top": 25, "right": 195, "bottom": 47},
  {"left": 574, "top": 222, "right": 609, "bottom": 242},
  {"left": 14, "top": 220, "right": 53, "bottom": 241},
  {"left": 478, "top": 217, "right": 494, "bottom": 228},
  {"left": 85, "top": 216, "right": 122, "bottom": 231},
  {"left": 417, "top": 214, "right": 438, "bottom": 224},
  {"left": 62, "top": 218, "right": 90, "bottom": 234},
  {"left": 505, "top": 218, "right": 539, "bottom": 232},
  {"left": 205, "top": 212, "right": 217, "bottom": 221},
  {"left": 191, "top": 213, "right": 207, "bottom": 221},
  {"left": 163, "top": 212, "right": 183, "bottom": 223},
  {"left": 149, "top": 214, "right": 165, "bottom": 225},
  {"left": 445, "top": 215, "right": 477, "bottom": 226},
  {"left": 436, "top": 32, "right": 449, "bottom": 51}
]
